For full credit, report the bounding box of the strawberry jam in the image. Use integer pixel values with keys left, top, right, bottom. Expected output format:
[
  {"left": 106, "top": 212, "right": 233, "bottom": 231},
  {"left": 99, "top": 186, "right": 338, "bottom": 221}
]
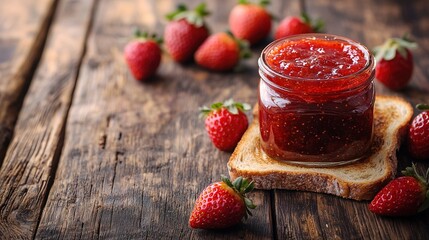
[{"left": 258, "top": 34, "right": 375, "bottom": 166}]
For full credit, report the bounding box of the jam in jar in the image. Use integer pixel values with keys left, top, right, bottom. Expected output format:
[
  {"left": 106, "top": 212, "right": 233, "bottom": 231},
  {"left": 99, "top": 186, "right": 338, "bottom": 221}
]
[{"left": 258, "top": 34, "right": 375, "bottom": 166}]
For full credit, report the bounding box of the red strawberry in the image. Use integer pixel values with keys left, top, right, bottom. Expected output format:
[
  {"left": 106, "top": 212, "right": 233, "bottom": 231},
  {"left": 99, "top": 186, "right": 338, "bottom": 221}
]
[
  {"left": 164, "top": 3, "right": 210, "bottom": 62},
  {"left": 189, "top": 175, "right": 256, "bottom": 229},
  {"left": 408, "top": 104, "right": 429, "bottom": 160},
  {"left": 229, "top": 0, "right": 272, "bottom": 45},
  {"left": 274, "top": 12, "right": 323, "bottom": 40},
  {"left": 195, "top": 32, "right": 250, "bottom": 71},
  {"left": 369, "top": 164, "right": 429, "bottom": 216},
  {"left": 124, "top": 31, "right": 162, "bottom": 81},
  {"left": 200, "top": 99, "right": 251, "bottom": 151},
  {"left": 374, "top": 37, "right": 417, "bottom": 90}
]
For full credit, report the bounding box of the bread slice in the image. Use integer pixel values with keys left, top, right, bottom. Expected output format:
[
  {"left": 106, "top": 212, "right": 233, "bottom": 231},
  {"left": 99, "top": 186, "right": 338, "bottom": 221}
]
[{"left": 228, "top": 95, "right": 413, "bottom": 200}]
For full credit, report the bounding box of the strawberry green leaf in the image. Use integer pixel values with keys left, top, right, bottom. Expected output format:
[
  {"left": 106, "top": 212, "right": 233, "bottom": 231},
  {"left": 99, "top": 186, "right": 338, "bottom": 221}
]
[
  {"left": 245, "top": 197, "right": 256, "bottom": 209},
  {"left": 416, "top": 104, "right": 429, "bottom": 111},
  {"left": 220, "top": 175, "right": 257, "bottom": 220},
  {"left": 418, "top": 192, "right": 429, "bottom": 212},
  {"left": 402, "top": 163, "right": 428, "bottom": 186},
  {"left": 199, "top": 106, "right": 212, "bottom": 118},
  {"left": 243, "top": 181, "right": 255, "bottom": 193},
  {"left": 221, "top": 175, "right": 234, "bottom": 188},
  {"left": 194, "top": 3, "right": 210, "bottom": 17},
  {"left": 233, "top": 177, "right": 243, "bottom": 191},
  {"left": 211, "top": 102, "right": 224, "bottom": 110},
  {"left": 300, "top": 12, "right": 324, "bottom": 33},
  {"left": 259, "top": 0, "right": 270, "bottom": 7},
  {"left": 133, "top": 30, "right": 163, "bottom": 44},
  {"left": 199, "top": 99, "right": 250, "bottom": 118},
  {"left": 373, "top": 46, "right": 386, "bottom": 62},
  {"left": 374, "top": 36, "right": 417, "bottom": 62},
  {"left": 313, "top": 19, "right": 325, "bottom": 33},
  {"left": 384, "top": 47, "right": 396, "bottom": 61},
  {"left": 396, "top": 47, "right": 408, "bottom": 59},
  {"left": 223, "top": 98, "right": 235, "bottom": 107},
  {"left": 226, "top": 31, "right": 252, "bottom": 59},
  {"left": 228, "top": 105, "right": 239, "bottom": 115},
  {"left": 242, "top": 103, "right": 251, "bottom": 111},
  {"left": 166, "top": 4, "right": 187, "bottom": 21},
  {"left": 238, "top": 40, "right": 252, "bottom": 59},
  {"left": 166, "top": 3, "right": 209, "bottom": 27},
  {"left": 395, "top": 37, "right": 418, "bottom": 50},
  {"left": 301, "top": 12, "right": 311, "bottom": 24},
  {"left": 246, "top": 208, "right": 253, "bottom": 217}
]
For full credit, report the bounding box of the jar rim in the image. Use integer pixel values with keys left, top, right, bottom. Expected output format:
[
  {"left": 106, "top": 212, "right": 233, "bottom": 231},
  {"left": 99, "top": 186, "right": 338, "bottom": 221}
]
[{"left": 259, "top": 33, "right": 374, "bottom": 83}]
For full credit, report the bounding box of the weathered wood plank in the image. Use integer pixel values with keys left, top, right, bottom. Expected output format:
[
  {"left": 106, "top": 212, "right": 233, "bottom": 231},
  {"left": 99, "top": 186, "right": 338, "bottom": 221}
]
[
  {"left": 0, "top": 0, "right": 96, "bottom": 238},
  {"left": 34, "top": 0, "right": 301, "bottom": 238},
  {"left": 0, "top": 0, "right": 57, "bottom": 164},
  {"left": 273, "top": 0, "right": 429, "bottom": 239}
]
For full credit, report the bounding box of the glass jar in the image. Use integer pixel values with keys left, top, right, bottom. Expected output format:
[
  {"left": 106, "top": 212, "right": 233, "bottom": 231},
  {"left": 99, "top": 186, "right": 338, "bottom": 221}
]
[{"left": 258, "top": 34, "right": 375, "bottom": 166}]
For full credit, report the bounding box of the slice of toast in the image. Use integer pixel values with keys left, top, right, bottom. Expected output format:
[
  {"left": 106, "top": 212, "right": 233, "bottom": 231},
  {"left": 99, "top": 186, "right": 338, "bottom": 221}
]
[{"left": 228, "top": 95, "right": 413, "bottom": 200}]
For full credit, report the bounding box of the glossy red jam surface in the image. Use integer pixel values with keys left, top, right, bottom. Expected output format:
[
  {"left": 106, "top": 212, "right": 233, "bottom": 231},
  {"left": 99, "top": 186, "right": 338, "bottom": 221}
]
[
  {"left": 259, "top": 35, "right": 375, "bottom": 164},
  {"left": 266, "top": 38, "right": 367, "bottom": 79}
]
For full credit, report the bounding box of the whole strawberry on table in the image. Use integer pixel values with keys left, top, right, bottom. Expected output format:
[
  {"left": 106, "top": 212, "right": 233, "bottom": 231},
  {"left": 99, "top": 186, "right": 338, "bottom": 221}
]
[
  {"left": 124, "top": 30, "right": 162, "bottom": 82},
  {"left": 373, "top": 36, "right": 417, "bottom": 90},
  {"left": 229, "top": 0, "right": 272, "bottom": 46},
  {"left": 274, "top": 12, "right": 324, "bottom": 40},
  {"left": 164, "top": 3, "right": 210, "bottom": 62},
  {"left": 408, "top": 104, "right": 429, "bottom": 160},
  {"left": 369, "top": 164, "right": 429, "bottom": 216},
  {"left": 195, "top": 32, "right": 251, "bottom": 72},
  {"left": 200, "top": 99, "right": 251, "bottom": 151},
  {"left": 189, "top": 175, "right": 256, "bottom": 229}
]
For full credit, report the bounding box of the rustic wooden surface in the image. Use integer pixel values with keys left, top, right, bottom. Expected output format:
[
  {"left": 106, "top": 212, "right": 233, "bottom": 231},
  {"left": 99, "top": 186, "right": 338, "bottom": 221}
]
[
  {"left": 0, "top": 0, "right": 57, "bottom": 164},
  {"left": 0, "top": 0, "right": 95, "bottom": 238},
  {"left": 0, "top": 0, "right": 428, "bottom": 239}
]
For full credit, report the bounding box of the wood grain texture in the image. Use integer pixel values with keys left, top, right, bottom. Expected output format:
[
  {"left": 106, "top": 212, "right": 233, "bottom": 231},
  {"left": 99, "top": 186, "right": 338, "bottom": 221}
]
[
  {"left": 0, "top": 0, "right": 57, "bottom": 164},
  {"left": 0, "top": 0, "right": 427, "bottom": 239},
  {"left": 34, "top": 0, "right": 302, "bottom": 238},
  {"left": 0, "top": 0, "right": 95, "bottom": 238},
  {"left": 272, "top": 0, "right": 429, "bottom": 239}
]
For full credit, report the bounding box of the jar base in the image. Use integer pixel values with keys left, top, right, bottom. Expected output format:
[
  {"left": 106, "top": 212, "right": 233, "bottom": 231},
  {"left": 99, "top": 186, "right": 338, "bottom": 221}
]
[{"left": 275, "top": 155, "right": 367, "bottom": 167}]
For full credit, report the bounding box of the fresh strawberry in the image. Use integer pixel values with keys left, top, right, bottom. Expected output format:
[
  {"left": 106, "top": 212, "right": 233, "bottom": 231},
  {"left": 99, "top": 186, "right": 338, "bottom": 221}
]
[
  {"left": 189, "top": 175, "right": 256, "bottom": 229},
  {"left": 274, "top": 12, "right": 323, "bottom": 40},
  {"left": 124, "top": 30, "right": 162, "bottom": 81},
  {"left": 195, "top": 32, "right": 250, "bottom": 71},
  {"left": 200, "top": 99, "right": 251, "bottom": 151},
  {"left": 369, "top": 164, "right": 429, "bottom": 216},
  {"left": 374, "top": 37, "right": 417, "bottom": 90},
  {"left": 228, "top": 0, "right": 272, "bottom": 45},
  {"left": 164, "top": 3, "right": 210, "bottom": 62},
  {"left": 408, "top": 104, "right": 429, "bottom": 160}
]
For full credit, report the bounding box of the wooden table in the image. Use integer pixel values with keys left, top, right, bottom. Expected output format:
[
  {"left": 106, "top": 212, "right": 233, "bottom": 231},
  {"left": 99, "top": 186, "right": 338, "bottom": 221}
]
[{"left": 1, "top": 0, "right": 428, "bottom": 239}]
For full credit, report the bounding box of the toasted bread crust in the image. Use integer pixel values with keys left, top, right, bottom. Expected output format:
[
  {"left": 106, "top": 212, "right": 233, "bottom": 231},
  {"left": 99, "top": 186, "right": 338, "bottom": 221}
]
[{"left": 228, "top": 95, "right": 413, "bottom": 200}]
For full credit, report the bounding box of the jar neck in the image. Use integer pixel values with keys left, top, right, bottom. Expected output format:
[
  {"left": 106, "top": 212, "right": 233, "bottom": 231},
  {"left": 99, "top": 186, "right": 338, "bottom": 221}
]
[
  {"left": 259, "top": 57, "right": 375, "bottom": 95},
  {"left": 258, "top": 34, "right": 375, "bottom": 95}
]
